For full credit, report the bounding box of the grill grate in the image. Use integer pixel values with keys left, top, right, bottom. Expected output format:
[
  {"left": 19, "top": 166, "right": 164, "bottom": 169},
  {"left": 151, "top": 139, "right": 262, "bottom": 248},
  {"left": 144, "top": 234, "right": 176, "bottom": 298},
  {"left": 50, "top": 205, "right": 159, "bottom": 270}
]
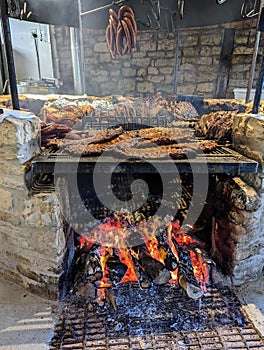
[
  {"left": 81, "top": 114, "right": 169, "bottom": 130},
  {"left": 48, "top": 285, "right": 264, "bottom": 350}
]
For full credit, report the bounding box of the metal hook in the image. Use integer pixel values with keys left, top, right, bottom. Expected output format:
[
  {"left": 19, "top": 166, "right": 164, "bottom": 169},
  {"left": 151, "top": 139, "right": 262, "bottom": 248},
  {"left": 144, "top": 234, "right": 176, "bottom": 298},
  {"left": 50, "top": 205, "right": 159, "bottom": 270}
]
[
  {"left": 137, "top": 14, "right": 152, "bottom": 28},
  {"left": 241, "top": 0, "right": 259, "bottom": 18},
  {"left": 80, "top": 0, "right": 128, "bottom": 16}
]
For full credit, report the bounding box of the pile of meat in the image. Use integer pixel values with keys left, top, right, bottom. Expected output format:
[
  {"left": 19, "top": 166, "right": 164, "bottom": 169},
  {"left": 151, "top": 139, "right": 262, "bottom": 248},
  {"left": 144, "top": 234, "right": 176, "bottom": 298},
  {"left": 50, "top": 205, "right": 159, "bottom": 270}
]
[
  {"left": 195, "top": 110, "right": 239, "bottom": 143},
  {"left": 39, "top": 103, "right": 95, "bottom": 146},
  {"left": 59, "top": 126, "right": 218, "bottom": 160}
]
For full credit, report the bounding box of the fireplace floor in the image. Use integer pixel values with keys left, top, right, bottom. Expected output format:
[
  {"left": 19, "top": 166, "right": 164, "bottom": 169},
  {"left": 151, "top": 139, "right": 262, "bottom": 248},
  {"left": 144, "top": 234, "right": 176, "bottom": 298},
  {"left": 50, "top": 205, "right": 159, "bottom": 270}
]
[{"left": 48, "top": 284, "right": 264, "bottom": 349}]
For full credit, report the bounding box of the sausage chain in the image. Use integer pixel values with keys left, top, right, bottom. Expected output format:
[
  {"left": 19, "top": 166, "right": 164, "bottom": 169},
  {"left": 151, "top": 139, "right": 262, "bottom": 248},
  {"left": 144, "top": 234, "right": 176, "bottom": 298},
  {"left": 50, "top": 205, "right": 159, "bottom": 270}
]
[{"left": 105, "top": 5, "right": 137, "bottom": 59}]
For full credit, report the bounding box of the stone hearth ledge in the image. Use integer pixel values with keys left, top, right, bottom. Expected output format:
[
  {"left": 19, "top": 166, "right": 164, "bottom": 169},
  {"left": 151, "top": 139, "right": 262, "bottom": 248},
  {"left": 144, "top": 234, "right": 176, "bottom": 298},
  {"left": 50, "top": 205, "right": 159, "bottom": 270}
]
[{"left": 0, "top": 110, "right": 65, "bottom": 299}]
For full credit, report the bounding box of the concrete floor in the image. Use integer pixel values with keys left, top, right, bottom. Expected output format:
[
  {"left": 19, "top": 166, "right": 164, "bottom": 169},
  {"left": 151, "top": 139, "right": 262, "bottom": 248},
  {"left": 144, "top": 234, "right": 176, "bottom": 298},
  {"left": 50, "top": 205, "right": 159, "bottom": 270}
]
[
  {"left": 0, "top": 274, "right": 263, "bottom": 349},
  {"left": 0, "top": 277, "right": 55, "bottom": 350}
]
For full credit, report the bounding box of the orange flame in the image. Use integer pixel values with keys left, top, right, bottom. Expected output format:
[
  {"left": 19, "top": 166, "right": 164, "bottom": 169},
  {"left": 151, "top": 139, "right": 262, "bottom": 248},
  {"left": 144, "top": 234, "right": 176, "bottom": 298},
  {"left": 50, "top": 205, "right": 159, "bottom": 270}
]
[
  {"left": 79, "top": 218, "right": 210, "bottom": 291},
  {"left": 117, "top": 248, "right": 138, "bottom": 284}
]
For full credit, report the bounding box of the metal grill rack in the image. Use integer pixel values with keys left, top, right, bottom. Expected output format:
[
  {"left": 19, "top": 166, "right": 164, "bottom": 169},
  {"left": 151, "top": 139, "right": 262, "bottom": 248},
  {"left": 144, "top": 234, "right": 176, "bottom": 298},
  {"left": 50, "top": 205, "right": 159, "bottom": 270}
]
[
  {"left": 29, "top": 114, "right": 258, "bottom": 194},
  {"left": 81, "top": 113, "right": 170, "bottom": 130},
  {"left": 29, "top": 146, "right": 258, "bottom": 193},
  {"left": 48, "top": 285, "right": 264, "bottom": 349}
]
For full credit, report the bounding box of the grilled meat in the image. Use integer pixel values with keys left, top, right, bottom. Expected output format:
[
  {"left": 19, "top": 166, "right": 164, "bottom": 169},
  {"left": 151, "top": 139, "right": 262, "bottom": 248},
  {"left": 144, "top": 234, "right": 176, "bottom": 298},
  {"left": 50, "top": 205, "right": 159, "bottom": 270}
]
[{"left": 196, "top": 110, "right": 238, "bottom": 143}]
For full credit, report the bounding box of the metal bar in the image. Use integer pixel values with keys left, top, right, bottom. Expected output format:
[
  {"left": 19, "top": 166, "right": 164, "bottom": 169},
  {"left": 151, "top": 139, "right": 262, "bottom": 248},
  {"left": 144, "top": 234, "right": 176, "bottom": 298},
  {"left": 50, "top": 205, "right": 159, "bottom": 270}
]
[
  {"left": 70, "top": 27, "right": 83, "bottom": 95},
  {"left": 252, "top": 49, "right": 264, "bottom": 113},
  {"left": 173, "top": 28, "right": 179, "bottom": 94},
  {"left": 80, "top": 2, "right": 114, "bottom": 16},
  {"left": 49, "top": 25, "right": 61, "bottom": 80},
  {"left": 80, "top": 0, "right": 126, "bottom": 16},
  {"left": 77, "top": 0, "right": 85, "bottom": 94},
  {"left": 33, "top": 33, "right": 41, "bottom": 79},
  {"left": 0, "top": 0, "right": 19, "bottom": 109},
  {"left": 245, "top": 0, "right": 264, "bottom": 103},
  {"left": 245, "top": 31, "right": 260, "bottom": 103}
]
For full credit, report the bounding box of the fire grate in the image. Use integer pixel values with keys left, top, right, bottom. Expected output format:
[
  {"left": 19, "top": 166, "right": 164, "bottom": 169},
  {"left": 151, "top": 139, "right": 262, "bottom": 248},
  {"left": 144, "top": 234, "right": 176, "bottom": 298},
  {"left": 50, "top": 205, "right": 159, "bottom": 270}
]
[{"left": 48, "top": 285, "right": 264, "bottom": 349}]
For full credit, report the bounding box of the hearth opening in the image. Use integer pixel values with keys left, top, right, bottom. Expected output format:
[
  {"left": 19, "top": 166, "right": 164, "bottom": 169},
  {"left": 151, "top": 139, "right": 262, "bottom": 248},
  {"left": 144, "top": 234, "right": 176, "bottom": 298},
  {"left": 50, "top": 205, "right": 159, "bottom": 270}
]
[{"left": 58, "top": 165, "right": 218, "bottom": 302}]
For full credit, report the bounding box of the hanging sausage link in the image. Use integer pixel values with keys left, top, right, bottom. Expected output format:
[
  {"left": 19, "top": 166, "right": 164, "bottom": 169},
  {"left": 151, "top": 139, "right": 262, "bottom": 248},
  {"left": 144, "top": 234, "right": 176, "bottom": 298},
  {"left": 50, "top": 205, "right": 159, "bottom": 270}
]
[{"left": 105, "top": 6, "right": 137, "bottom": 59}]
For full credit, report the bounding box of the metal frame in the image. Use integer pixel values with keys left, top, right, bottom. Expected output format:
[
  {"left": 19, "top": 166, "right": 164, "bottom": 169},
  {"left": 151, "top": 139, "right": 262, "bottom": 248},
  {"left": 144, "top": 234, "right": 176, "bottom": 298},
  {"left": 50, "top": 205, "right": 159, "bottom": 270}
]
[{"left": 0, "top": 0, "right": 19, "bottom": 109}]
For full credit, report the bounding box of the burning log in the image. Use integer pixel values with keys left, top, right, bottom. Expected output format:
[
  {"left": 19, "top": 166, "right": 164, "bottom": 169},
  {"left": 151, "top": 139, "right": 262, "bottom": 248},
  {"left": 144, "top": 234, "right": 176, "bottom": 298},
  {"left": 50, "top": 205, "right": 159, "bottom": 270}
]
[
  {"left": 156, "top": 228, "right": 178, "bottom": 272},
  {"left": 137, "top": 250, "right": 171, "bottom": 285},
  {"left": 178, "top": 274, "right": 204, "bottom": 300},
  {"left": 106, "top": 254, "right": 128, "bottom": 283},
  {"left": 172, "top": 237, "right": 204, "bottom": 300},
  {"left": 73, "top": 243, "right": 103, "bottom": 285}
]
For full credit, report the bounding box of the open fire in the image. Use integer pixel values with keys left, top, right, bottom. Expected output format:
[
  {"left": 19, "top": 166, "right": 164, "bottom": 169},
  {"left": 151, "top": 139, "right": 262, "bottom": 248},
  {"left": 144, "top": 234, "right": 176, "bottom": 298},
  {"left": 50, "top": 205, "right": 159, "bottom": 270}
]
[{"left": 73, "top": 216, "right": 211, "bottom": 301}]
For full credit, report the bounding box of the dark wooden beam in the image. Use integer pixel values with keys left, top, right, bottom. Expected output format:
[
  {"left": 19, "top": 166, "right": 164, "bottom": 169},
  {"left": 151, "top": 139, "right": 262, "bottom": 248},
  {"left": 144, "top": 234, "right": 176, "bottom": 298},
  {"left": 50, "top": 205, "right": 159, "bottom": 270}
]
[{"left": 214, "top": 28, "right": 235, "bottom": 99}]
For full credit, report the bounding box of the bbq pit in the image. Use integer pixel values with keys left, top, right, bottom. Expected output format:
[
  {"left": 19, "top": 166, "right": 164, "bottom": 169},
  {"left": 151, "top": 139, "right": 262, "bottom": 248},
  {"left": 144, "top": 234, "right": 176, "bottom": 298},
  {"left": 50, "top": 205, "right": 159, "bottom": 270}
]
[{"left": 0, "top": 93, "right": 264, "bottom": 348}]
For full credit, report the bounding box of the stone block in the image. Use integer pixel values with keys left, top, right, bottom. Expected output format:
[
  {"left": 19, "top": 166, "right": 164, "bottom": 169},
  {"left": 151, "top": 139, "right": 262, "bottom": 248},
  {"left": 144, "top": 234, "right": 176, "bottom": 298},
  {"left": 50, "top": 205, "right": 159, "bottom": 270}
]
[
  {"left": 148, "top": 51, "right": 165, "bottom": 58},
  {"left": 159, "top": 67, "right": 174, "bottom": 75},
  {"left": 93, "top": 42, "right": 109, "bottom": 53},
  {"left": 179, "top": 63, "right": 196, "bottom": 71},
  {"left": 200, "top": 46, "right": 221, "bottom": 56},
  {"left": 121, "top": 68, "right": 137, "bottom": 77},
  {"left": 137, "top": 82, "right": 155, "bottom": 94},
  {"left": 132, "top": 58, "right": 151, "bottom": 67},
  {"left": 232, "top": 114, "right": 264, "bottom": 170},
  {"left": 98, "top": 53, "right": 111, "bottom": 62},
  {"left": 197, "top": 82, "right": 214, "bottom": 93},
  {"left": 179, "top": 35, "right": 199, "bottom": 47},
  {"left": 0, "top": 121, "right": 18, "bottom": 146},
  {"left": 200, "top": 34, "right": 223, "bottom": 46},
  {"left": 139, "top": 40, "right": 157, "bottom": 52},
  {"left": 232, "top": 254, "right": 264, "bottom": 285},
  {"left": 154, "top": 58, "right": 174, "bottom": 67},
  {"left": 164, "top": 75, "right": 173, "bottom": 84},
  {"left": 157, "top": 39, "right": 175, "bottom": 51},
  {"left": 197, "top": 56, "right": 213, "bottom": 65},
  {"left": 23, "top": 194, "right": 63, "bottom": 228},
  {"left": 117, "top": 79, "right": 136, "bottom": 91},
  {"left": 177, "top": 84, "right": 196, "bottom": 95},
  {"left": 131, "top": 52, "right": 146, "bottom": 59},
  {"left": 0, "top": 188, "right": 13, "bottom": 210},
  {"left": 147, "top": 75, "right": 164, "bottom": 83},
  {"left": 148, "top": 67, "right": 159, "bottom": 75},
  {"left": 233, "top": 46, "right": 254, "bottom": 55}
]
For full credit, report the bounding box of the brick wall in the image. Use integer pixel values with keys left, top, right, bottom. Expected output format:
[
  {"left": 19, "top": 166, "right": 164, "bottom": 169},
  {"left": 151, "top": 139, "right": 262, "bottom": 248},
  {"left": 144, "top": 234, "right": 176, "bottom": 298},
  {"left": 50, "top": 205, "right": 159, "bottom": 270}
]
[{"left": 54, "top": 21, "right": 263, "bottom": 98}]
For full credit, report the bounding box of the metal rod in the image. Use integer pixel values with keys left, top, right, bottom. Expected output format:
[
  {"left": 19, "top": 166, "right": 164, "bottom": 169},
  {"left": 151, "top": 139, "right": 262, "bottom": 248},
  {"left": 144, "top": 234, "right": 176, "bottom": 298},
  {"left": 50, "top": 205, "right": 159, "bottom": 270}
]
[
  {"left": 0, "top": 0, "right": 19, "bottom": 109},
  {"left": 252, "top": 50, "right": 264, "bottom": 113},
  {"left": 49, "top": 25, "right": 61, "bottom": 80},
  {"left": 70, "top": 27, "right": 83, "bottom": 95},
  {"left": 245, "top": 0, "right": 264, "bottom": 103},
  {"left": 80, "top": 2, "right": 114, "bottom": 16},
  {"left": 245, "top": 30, "right": 260, "bottom": 103},
  {"left": 80, "top": 0, "right": 126, "bottom": 16},
  {"left": 173, "top": 29, "right": 179, "bottom": 94},
  {"left": 33, "top": 34, "right": 41, "bottom": 80},
  {"left": 77, "top": 0, "right": 85, "bottom": 94}
]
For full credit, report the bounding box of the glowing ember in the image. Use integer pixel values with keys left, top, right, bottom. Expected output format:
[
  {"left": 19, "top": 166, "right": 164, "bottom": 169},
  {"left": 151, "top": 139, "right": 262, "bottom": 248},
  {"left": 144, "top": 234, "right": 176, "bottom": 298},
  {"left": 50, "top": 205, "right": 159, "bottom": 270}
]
[
  {"left": 78, "top": 217, "right": 211, "bottom": 294},
  {"left": 116, "top": 248, "right": 138, "bottom": 283}
]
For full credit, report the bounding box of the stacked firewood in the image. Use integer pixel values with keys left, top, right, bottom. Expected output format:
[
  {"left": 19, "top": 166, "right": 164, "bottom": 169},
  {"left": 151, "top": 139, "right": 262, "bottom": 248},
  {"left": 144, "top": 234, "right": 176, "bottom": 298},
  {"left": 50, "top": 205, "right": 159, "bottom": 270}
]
[{"left": 72, "top": 218, "right": 211, "bottom": 300}]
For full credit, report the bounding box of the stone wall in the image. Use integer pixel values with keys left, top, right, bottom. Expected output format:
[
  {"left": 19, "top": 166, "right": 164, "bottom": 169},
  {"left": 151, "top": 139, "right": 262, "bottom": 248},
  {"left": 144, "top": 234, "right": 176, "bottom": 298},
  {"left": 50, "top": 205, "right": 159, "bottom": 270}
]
[
  {"left": 211, "top": 113, "right": 264, "bottom": 285},
  {"left": 212, "top": 176, "right": 263, "bottom": 285},
  {"left": 54, "top": 21, "right": 263, "bottom": 98},
  {"left": 0, "top": 113, "right": 65, "bottom": 299}
]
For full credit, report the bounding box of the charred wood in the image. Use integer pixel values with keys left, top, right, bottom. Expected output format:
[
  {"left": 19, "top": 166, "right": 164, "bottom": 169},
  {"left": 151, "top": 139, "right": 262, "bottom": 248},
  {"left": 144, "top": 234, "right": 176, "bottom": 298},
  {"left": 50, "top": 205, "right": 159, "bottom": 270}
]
[{"left": 138, "top": 250, "right": 171, "bottom": 285}]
